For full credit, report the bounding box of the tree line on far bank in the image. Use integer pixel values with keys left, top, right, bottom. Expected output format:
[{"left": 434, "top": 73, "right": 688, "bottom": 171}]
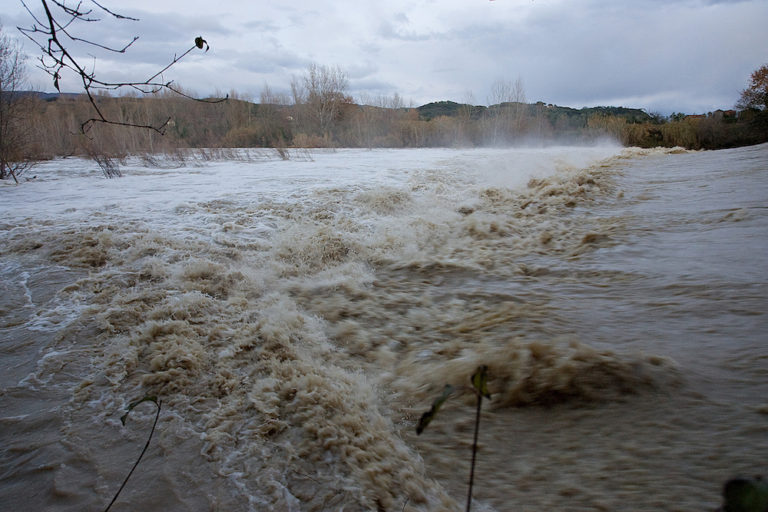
[
  {"left": 14, "top": 87, "right": 768, "bottom": 159},
  {"left": 3, "top": 20, "right": 768, "bottom": 181},
  {"left": 18, "top": 94, "right": 768, "bottom": 159}
]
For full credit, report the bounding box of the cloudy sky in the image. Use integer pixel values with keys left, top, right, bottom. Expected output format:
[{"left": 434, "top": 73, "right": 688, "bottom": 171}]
[{"left": 5, "top": 0, "right": 768, "bottom": 114}]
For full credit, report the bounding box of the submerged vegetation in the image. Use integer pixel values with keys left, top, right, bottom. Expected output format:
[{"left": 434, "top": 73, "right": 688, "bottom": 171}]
[
  {"left": 417, "top": 366, "right": 492, "bottom": 512},
  {"left": 104, "top": 396, "right": 161, "bottom": 512}
]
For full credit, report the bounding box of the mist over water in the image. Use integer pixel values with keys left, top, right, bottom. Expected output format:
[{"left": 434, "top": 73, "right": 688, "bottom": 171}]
[{"left": 1, "top": 145, "right": 766, "bottom": 511}]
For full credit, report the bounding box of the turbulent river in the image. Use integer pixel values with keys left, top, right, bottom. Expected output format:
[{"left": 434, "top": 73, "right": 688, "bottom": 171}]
[{"left": 1, "top": 144, "right": 766, "bottom": 511}]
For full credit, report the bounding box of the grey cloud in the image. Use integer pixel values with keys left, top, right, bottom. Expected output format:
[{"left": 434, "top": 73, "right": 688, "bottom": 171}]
[
  {"left": 346, "top": 61, "right": 379, "bottom": 80},
  {"left": 229, "top": 46, "right": 311, "bottom": 75},
  {"left": 445, "top": 0, "right": 765, "bottom": 112},
  {"left": 241, "top": 19, "right": 282, "bottom": 33},
  {"left": 349, "top": 78, "right": 403, "bottom": 100},
  {"left": 377, "top": 13, "right": 439, "bottom": 42}
]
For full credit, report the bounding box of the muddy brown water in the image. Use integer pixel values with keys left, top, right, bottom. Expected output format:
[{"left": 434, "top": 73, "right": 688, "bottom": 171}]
[{"left": 1, "top": 145, "right": 766, "bottom": 511}]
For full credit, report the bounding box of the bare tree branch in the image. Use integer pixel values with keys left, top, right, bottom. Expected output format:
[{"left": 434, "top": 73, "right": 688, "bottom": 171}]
[
  {"left": 17, "top": 0, "right": 225, "bottom": 134},
  {"left": 90, "top": 0, "right": 140, "bottom": 21},
  {"left": 1, "top": 24, "right": 35, "bottom": 182}
]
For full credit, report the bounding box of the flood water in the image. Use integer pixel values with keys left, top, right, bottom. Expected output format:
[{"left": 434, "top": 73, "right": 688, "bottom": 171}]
[{"left": 1, "top": 144, "right": 766, "bottom": 511}]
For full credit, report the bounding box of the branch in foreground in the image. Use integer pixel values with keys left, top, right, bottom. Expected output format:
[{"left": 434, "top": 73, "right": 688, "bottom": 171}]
[
  {"left": 18, "top": 0, "right": 225, "bottom": 133},
  {"left": 104, "top": 396, "right": 162, "bottom": 512}
]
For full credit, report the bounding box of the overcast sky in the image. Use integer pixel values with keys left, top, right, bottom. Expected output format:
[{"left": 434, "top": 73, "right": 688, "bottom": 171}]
[{"left": 5, "top": 0, "right": 768, "bottom": 114}]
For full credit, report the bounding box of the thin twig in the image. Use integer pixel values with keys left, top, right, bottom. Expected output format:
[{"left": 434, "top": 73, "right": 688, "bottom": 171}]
[
  {"left": 104, "top": 398, "right": 162, "bottom": 512},
  {"left": 91, "top": 0, "right": 140, "bottom": 21},
  {"left": 466, "top": 393, "right": 482, "bottom": 512},
  {"left": 466, "top": 365, "right": 490, "bottom": 512}
]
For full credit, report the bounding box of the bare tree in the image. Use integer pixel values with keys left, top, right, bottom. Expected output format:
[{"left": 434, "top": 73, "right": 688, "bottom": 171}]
[
  {"left": 0, "top": 24, "right": 34, "bottom": 183},
  {"left": 17, "top": 0, "right": 220, "bottom": 134},
  {"left": 355, "top": 92, "right": 391, "bottom": 148},
  {"left": 510, "top": 76, "right": 527, "bottom": 134},
  {"left": 258, "top": 82, "right": 291, "bottom": 147},
  {"left": 486, "top": 77, "right": 526, "bottom": 144},
  {"left": 293, "top": 63, "right": 350, "bottom": 140},
  {"left": 457, "top": 90, "right": 476, "bottom": 146},
  {"left": 486, "top": 79, "right": 509, "bottom": 144}
]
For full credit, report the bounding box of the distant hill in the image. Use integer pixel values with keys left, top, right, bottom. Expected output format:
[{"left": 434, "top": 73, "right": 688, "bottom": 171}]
[
  {"left": 417, "top": 100, "right": 654, "bottom": 124},
  {"left": 14, "top": 92, "right": 654, "bottom": 125},
  {"left": 6, "top": 91, "right": 83, "bottom": 102},
  {"left": 416, "top": 100, "right": 485, "bottom": 120}
]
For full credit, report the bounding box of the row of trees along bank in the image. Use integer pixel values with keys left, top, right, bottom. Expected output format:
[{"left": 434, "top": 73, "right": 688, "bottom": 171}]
[
  {"left": 3, "top": 44, "right": 768, "bottom": 174},
  {"left": 17, "top": 91, "right": 768, "bottom": 158}
]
